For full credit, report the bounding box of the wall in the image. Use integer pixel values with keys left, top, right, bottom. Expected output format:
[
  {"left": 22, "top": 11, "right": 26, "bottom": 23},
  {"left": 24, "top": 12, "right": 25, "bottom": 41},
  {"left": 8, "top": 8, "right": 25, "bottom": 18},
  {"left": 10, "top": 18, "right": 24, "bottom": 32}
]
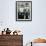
[
  {"left": 0, "top": 0, "right": 32, "bottom": 45},
  {"left": 0, "top": 0, "right": 46, "bottom": 45},
  {"left": 32, "top": 0, "right": 46, "bottom": 39}
]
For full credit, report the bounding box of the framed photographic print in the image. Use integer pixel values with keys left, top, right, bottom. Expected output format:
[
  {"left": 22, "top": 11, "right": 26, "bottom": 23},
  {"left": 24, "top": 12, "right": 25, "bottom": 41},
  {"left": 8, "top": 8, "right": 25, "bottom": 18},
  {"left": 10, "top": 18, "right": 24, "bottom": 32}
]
[{"left": 16, "top": 1, "right": 32, "bottom": 21}]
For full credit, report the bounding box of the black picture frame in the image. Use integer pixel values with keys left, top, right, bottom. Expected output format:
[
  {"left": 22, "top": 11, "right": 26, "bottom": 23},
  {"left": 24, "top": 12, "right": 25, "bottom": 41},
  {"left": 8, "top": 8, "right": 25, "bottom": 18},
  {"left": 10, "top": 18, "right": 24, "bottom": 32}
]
[{"left": 16, "top": 1, "right": 32, "bottom": 21}]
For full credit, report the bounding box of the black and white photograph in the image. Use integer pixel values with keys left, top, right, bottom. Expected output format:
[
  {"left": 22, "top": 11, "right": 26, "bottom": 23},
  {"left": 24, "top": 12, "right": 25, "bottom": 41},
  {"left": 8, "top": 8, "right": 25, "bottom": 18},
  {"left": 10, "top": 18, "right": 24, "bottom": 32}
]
[{"left": 16, "top": 1, "right": 32, "bottom": 21}]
